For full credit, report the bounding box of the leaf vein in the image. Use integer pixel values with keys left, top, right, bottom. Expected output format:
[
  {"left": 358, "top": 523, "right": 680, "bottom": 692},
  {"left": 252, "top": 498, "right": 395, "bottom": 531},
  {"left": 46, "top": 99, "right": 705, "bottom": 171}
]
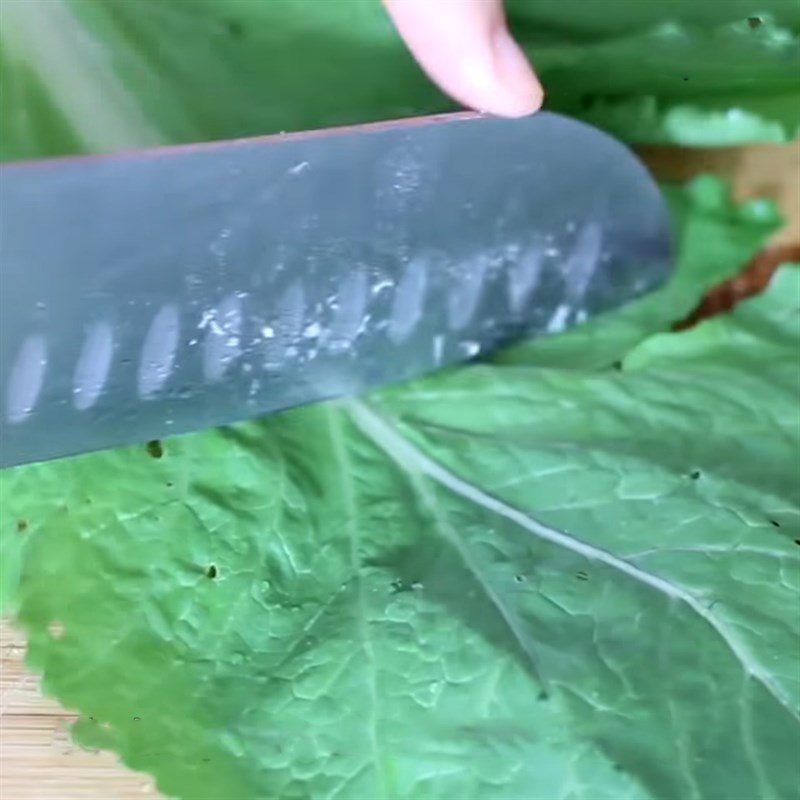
[{"left": 350, "top": 400, "right": 798, "bottom": 721}]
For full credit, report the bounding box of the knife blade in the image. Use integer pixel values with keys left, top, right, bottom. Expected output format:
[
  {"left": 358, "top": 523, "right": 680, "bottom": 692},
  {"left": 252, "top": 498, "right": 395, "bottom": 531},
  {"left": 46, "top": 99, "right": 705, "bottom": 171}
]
[{"left": 0, "top": 111, "right": 671, "bottom": 468}]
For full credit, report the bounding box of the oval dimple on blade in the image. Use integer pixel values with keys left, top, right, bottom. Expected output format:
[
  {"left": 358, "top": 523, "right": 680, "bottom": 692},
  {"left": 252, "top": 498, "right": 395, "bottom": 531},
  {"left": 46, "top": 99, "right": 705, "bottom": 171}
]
[
  {"left": 507, "top": 240, "right": 545, "bottom": 316},
  {"left": 388, "top": 257, "right": 428, "bottom": 344},
  {"left": 263, "top": 280, "right": 306, "bottom": 369},
  {"left": 73, "top": 320, "right": 114, "bottom": 411},
  {"left": 327, "top": 269, "right": 368, "bottom": 353},
  {"left": 448, "top": 252, "right": 490, "bottom": 332},
  {"left": 6, "top": 334, "right": 47, "bottom": 425},
  {"left": 561, "top": 221, "right": 603, "bottom": 301},
  {"left": 138, "top": 304, "right": 180, "bottom": 400}
]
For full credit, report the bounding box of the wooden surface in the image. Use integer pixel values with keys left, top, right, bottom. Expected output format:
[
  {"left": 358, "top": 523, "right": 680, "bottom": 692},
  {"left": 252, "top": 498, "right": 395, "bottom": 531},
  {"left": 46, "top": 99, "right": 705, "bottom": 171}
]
[
  {"left": 1, "top": 141, "right": 798, "bottom": 800},
  {"left": 0, "top": 620, "right": 160, "bottom": 799},
  {"left": 639, "top": 141, "right": 800, "bottom": 246}
]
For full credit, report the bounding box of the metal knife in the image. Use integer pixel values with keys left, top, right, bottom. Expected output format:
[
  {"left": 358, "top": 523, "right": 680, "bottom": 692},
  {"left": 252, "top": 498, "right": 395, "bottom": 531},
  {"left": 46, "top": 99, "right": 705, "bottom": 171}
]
[{"left": 0, "top": 111, "right": 671, "bottom": 468}]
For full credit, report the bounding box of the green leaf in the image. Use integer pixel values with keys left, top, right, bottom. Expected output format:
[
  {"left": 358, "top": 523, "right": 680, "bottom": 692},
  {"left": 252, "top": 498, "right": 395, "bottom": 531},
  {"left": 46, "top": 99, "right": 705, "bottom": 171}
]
[
  {"left": 0, "top": 0, "right": 443, "bottom": 161},
  {"left": 2, "top": 0, "right": 798, "bottom": 160},
  {"left": 507, "top": 2, "right": 800, "bottom": 145},
  {"left": 3, "top": 242, "right": 798, "bottom": 797}
]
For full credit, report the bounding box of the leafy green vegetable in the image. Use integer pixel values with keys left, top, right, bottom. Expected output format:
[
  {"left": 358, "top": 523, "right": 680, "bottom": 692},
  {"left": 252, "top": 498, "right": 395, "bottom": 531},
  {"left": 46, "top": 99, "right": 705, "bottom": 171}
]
[
  {"left": 1, "top": 3, "right": 798, "bottom": 796},
  {"left": 507, "top": 0, "right": 800, "bottom": 145},
  {"left": 1, "top": 0, "right": 798, "bottom": 160},
  {"left": 2, "top": 177, "right": 798, "bottom": 798}
]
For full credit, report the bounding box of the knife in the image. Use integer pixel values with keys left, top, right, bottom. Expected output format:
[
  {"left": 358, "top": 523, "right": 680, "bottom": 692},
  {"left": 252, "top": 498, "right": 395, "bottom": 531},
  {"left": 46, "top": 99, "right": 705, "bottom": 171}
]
[{"left": 0, "top": 111, "right": 671, "bottom": 468}]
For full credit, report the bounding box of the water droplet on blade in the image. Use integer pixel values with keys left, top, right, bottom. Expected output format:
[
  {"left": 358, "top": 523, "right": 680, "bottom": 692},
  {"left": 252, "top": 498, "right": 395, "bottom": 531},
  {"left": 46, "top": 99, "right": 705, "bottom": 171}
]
[
  {"left": 458, "top": 340, "right": 481, "bottom": 358},
  {"left": 546, "top": 303, "right": 571, "bottom": 334}
]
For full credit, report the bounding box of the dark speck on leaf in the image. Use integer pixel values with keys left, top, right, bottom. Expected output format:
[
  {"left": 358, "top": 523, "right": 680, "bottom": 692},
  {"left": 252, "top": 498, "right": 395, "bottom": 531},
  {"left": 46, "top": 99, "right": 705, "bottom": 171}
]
[
  {"left": 770, "top": 519, "right": 780, "bottom": 528},
  {"left": 133, "top": 716, "right": 141, "bottom": 722},
  {"left": 748, "top": 16, "right": 763, "bottom": 29},
  {"left": 206, "top": 564, "right": 218, "bottom": 579},
  {"left": 226, "top": 19, "right": 244, "bottom": 38},
  {"left": 682, "top": 76, "right": 689, "bottom": 81},
  {"left": 690, "top": 470, "right": 701, "bottom": 480},
  {"left": 514, "top": 574, "right": 526, "bottom": 583},
  {"left": 794, "top": 539, "right": 800, "bottom": 547},
  {"left": 576, "top": 570, "right": 589, "bottom": 581},
  {"left": 611, "top": 360, "right": 623, "bottom": 371},
  {"left": 146, "top": 440, "right": 164, "bottom": 459},
  {"left": 537, "top": 690, "right": 549, "bottom": 701},
  {"left": 16, "top": 519, "right": 28, "bottom": 533}
]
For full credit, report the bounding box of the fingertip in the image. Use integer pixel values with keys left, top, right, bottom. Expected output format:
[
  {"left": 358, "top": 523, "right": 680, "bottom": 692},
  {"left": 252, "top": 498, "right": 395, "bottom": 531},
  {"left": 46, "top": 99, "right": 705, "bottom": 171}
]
[
  {"left": 383, "top": 0, "right": 542, "bottom": 118},
  {"left": 488, "top": 28, "right": 544, "bottom": 117}
]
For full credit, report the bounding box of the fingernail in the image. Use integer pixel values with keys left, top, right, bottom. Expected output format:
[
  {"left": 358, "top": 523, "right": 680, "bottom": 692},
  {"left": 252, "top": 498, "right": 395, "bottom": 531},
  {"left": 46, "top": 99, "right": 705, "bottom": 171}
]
[{"left": 490, "top": 28, "right": 543, "bottom": 117}]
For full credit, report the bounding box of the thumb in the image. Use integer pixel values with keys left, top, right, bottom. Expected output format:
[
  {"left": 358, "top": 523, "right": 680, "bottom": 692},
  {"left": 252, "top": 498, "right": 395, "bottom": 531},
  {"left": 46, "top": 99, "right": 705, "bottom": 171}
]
[{"left": 383, "top": 0, "right": 543, "bottom": 117}]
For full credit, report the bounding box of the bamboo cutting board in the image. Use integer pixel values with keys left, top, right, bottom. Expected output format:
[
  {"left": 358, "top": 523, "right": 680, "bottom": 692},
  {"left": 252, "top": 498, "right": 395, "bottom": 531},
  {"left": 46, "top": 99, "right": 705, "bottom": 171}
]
[
  {"left": 1, "top": 141, "right": 798, "bottom": 800},
  {"left": 0, "top": 620, "right": 160, "bottom": 799}
]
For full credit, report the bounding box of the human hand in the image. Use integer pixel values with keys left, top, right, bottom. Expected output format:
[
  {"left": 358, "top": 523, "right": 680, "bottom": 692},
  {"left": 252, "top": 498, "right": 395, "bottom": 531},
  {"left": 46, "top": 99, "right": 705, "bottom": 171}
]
[{"left": 383, "top": 0, "right": 543, "bottom": 117}]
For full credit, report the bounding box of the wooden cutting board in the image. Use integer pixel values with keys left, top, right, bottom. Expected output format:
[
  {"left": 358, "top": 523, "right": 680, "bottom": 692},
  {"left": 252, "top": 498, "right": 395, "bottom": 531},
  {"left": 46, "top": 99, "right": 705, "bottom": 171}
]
[
  {"left": 0, "top": 620, "right": 159, "bottom": 799},
  {"left": 640, "top": 141, "right": 800, "bottom": 246},
  {"left": 1, "top": 141, "right": 798, "bottom": 800}
]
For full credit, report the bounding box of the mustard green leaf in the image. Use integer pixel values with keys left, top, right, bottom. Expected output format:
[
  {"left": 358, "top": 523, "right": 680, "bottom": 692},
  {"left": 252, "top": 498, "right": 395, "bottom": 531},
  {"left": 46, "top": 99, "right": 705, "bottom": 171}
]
[{"left": 2, "top": 0, "right": 798, "bottom": 161}]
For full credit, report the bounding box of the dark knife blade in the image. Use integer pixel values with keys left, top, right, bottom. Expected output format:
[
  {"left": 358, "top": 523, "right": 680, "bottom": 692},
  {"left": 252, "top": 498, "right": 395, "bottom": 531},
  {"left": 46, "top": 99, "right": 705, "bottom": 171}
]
[{"left": 0, "top": 111, "right": 671, "bottom": 467}]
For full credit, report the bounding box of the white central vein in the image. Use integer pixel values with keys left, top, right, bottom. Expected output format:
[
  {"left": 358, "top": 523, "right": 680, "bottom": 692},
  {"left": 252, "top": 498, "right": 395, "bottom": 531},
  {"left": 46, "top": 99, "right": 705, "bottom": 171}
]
[
  {"left": 349, "top": 400, "right": 798, "bottom": 721},
  {"left": 401, "top": 452, "right": 546, "bottom": 685}
]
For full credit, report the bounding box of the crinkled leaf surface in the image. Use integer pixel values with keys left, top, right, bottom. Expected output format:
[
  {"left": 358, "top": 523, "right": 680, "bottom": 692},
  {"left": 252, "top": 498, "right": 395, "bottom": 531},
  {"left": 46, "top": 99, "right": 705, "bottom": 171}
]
[
  {"left": 2, "top": 183, "right": 799, "bottom": 799},
  {"left": 1, "top": 0, "right": 798, "bottom": 160}
]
